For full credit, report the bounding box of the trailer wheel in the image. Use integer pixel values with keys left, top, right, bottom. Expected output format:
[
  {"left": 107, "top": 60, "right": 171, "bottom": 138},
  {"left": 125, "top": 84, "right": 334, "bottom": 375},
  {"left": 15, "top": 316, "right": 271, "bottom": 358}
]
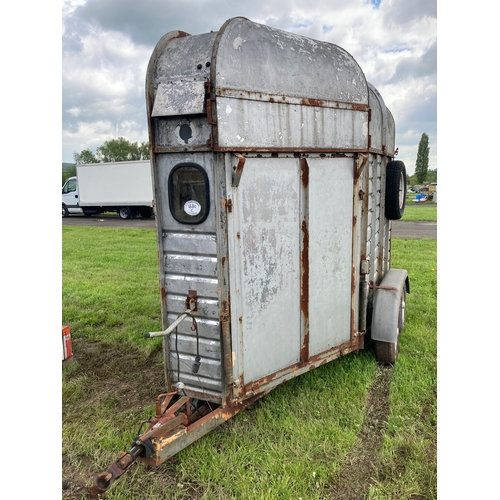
[
  {"left": 62, "top": 204, "right": 69, "bottom": 218},
  {"left": 374, "top": 287, "right": 406, "bottom": 365},
  {"left": 385, "top": 160, "right": 406, "bottom": 220},
  {"left": 119, "top": 207, "right": 131, "bottom": 219},
  {"left": 398, "top": 288, "right": 406, "bottom": 332},
  {"left": 374, "top": 338, "right": 398, "bottom": 365}
]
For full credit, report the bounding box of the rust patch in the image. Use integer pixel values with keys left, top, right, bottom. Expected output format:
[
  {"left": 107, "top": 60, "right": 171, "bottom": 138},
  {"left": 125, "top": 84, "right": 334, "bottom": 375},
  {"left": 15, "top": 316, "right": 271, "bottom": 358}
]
[
  {"left": 242, "top": 340, "right": 360, "bottom": 395},
  {"left": 301, "top": 332, "right": 309, "bottom": 362},
  {"left": 352, "top": 103, "right": 369, "bottom": 112},
  {"left": 161, "top": 286, "right": 166, "bottom": 302},
  {"left": 300, "top": 219, "right": 310, "bottom": 362},
  {"left": 301, "top": 98, "right": 324, "bottom": 107},
  {"left": 300, "top": 220, "right": 309, "bottom": 319},
  {"left": 300, "top": 158, "right": 309, "bottom": 188}
]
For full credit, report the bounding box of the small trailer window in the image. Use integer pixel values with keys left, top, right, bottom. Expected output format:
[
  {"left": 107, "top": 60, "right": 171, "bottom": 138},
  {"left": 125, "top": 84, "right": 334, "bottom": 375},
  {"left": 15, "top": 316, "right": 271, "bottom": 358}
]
[{"left": 168, "top": 163, "right": 210, "bottom": 224}]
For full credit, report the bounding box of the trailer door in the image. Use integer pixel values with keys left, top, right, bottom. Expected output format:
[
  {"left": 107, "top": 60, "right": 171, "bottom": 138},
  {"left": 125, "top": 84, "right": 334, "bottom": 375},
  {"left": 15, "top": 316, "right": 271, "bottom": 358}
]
[{"left": 227, "top": 156, "right": 354, "bottom": 389}]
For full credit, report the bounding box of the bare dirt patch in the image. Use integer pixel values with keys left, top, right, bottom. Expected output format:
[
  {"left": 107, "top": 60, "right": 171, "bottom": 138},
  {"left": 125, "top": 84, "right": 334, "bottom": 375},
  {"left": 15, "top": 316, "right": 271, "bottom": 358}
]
[
  {"left": 329, "top": 365, "right": 394, "bottom": 499},
  {"left": 62, "top": 339, "right": 168, "bottom": 499}
]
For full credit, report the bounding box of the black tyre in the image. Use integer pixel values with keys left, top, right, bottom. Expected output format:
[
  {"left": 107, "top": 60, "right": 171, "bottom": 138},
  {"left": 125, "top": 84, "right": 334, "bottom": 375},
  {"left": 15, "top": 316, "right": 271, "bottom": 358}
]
[
  {"left": 62, "top": 204, "right": 69, "bottom": 218},
  {"left": 119, "top": 207, "right": 131, "bottom": 219},
  {"left": 374, "top": 339, "right": 398, "bottom": 366},
  {"left": 385, "top": 160, "right": 406, "bottom": 220},
  {"left": 398, "top": 288, "right": 406, "bottom": 332}
]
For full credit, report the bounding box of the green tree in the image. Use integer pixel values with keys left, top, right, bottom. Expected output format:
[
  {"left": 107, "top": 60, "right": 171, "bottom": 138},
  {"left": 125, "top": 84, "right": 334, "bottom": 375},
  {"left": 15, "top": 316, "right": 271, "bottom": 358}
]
[
  {"left": 96, "top": 137, "right": 150, "bottom": 162},
  {"left": 415, "top": 133, "right": 430, "bottom": 184},
  {"left": 73, "top": 138, "right": 150, "bottom": 166},
  {"left": 62, "top": 164, "right": 76, "bottom": 185},
  {"left": 427, "top": 168, "right": 437, "bottom": 183},
  {"left": 138, "top": 141, "right": 151, "bottom": 160},
  {"left": 74, "top": 148, "right": 98, "bottom": 164}
]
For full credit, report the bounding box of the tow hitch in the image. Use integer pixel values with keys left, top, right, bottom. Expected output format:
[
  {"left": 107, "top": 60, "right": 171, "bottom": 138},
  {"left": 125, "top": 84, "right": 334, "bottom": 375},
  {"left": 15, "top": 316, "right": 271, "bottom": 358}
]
[{"left": 89, "top": 389, "right": 264, "bottom": 497}]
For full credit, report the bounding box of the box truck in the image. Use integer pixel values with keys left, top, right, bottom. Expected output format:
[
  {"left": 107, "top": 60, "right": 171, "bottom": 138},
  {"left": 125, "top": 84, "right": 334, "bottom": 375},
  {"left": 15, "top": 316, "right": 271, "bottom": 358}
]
[
  {"left": 90, "top": 17, "right": 409, "bottom": 496},
  {"left": 62, "top": 160, "right": 154, "bottom": 219}
]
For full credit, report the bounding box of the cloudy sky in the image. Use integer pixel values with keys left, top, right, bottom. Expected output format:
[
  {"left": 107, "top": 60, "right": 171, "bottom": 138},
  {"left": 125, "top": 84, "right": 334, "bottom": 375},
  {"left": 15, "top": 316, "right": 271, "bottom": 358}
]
[{"left": 62, "top": 0, "right": 437, "bottom": 175}]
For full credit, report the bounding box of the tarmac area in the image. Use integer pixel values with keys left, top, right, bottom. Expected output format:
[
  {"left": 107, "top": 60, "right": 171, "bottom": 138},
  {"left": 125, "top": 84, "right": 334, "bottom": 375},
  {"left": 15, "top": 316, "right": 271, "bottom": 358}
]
[{"left": 62, "top": 214, "right": 437, "bottom": 239}]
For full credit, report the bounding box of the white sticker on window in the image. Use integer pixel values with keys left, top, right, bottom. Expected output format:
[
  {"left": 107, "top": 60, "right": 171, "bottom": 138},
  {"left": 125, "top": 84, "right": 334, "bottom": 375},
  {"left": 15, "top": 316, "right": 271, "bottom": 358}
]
[{"left": 184, "top": 200, "right": 202, "bottom": 216}]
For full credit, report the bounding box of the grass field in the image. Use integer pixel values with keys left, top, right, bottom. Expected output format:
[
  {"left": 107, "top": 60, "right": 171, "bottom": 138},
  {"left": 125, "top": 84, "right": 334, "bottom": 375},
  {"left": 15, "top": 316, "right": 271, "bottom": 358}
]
[
  {"left": 62, "top": 223, "right": 437, "bottom": 500},
  {"left": 401, "top": 203, "right": 437, "bottom": 222}
]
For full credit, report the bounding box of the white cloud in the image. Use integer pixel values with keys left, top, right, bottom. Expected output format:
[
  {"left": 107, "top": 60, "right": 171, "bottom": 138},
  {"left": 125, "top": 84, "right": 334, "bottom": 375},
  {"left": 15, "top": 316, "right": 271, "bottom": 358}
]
[{"left": 62, "top": 0, "right": 437, "bottom": 174}]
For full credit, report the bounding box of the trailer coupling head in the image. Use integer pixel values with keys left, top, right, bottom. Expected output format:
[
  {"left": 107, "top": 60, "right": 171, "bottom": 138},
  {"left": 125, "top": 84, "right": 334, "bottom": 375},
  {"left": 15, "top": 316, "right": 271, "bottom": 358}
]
[
  {"left": 89, "top": 440, "right": 153, "bottom": 498},
  {"left": 88, "top": 391, "right": 218, "bottom": 497}
]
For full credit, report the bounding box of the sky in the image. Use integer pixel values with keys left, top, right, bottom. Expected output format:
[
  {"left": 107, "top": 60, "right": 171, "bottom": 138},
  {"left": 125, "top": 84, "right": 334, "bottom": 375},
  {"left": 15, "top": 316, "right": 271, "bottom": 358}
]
[{"left": 62, "top": 0, "right": 437, "bottom": 176}]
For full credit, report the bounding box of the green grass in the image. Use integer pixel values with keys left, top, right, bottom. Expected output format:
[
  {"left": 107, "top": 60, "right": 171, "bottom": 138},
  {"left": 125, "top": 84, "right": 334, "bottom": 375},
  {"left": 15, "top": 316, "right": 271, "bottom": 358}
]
[
  {"left": 401, "top": 203, "right": 437, "bottom": 222},
  {"left": 62, "top": 227, "right": 436, "bottom": 499},
  {"left": 62, "top": 227, "right": 163, "bottom": 352}
]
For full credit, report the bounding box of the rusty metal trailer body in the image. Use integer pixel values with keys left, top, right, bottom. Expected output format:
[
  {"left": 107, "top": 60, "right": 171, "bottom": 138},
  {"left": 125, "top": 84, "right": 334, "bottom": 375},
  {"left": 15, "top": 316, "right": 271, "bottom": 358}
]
[{"left": 91, "top": 16, "right": 409, "bottom": 496}]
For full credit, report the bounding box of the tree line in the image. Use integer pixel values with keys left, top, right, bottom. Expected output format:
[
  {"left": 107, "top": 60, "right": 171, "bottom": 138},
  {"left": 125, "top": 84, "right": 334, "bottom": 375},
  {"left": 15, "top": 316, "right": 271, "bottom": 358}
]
[
  {"left": 63, "top": 137, "right": 150, "bottom": 184},
  {"left": 64, "top": 134, "right": 435, "bottom": 187},
  {"left": 74, "top": 137, "right": 150, "bottom": 164}
]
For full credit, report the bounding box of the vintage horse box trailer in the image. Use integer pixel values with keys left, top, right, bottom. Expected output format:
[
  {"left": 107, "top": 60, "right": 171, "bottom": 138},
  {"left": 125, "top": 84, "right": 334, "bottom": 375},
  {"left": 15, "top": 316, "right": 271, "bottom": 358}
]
[{"left": 91, "top": 17, "right": 409, "bottom": 496}]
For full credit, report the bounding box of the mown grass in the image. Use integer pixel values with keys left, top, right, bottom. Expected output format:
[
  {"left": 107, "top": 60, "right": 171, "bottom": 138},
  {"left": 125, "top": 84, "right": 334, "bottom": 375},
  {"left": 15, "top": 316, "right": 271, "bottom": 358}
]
[
  {"left": 62, "top": 227, "right": 436, "bottom": 499},
  {"left": 401, "top": 203, "right": 437, "bottom": 222}
]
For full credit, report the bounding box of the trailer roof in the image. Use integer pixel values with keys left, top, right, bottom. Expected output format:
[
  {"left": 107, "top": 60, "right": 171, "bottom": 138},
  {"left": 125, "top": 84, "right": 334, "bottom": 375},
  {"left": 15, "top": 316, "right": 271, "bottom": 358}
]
[{"left": 212, "top": 17, "right": 369, "bottom": 108}]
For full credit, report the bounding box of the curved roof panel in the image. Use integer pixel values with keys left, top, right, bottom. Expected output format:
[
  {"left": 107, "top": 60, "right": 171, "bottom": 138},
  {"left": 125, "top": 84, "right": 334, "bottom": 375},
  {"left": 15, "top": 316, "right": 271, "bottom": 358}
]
[{"left": 213, "top": 18, "right": 369, "bottom": 108}]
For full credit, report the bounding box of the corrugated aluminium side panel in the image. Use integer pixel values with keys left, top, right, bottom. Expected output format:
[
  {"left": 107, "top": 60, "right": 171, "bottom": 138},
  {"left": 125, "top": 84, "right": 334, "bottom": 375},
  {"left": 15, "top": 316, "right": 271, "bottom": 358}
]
[
  {"left": 216, "top": 97, "right": 368, "bottom": 150},
  {"left": 154, "top": 152, "right": 223, "bottom": 402},
  {"left": 308, "top": 157, "right": 353, "bottom": 354},
  {"left": 379, "top": 157, "right": 390, "bottom": 277},
  {"left": 367, "top": 157, "right": 382, "bottom": 286},
  {"left": 227, "top": 157, "right": 301, "bottom": 385}
]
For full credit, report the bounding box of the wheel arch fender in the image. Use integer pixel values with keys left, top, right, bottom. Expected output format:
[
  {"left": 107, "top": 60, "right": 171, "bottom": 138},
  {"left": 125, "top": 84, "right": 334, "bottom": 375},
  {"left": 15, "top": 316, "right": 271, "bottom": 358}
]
[{"left": 371, "top": 268, "right": 409, "bottom": 343}]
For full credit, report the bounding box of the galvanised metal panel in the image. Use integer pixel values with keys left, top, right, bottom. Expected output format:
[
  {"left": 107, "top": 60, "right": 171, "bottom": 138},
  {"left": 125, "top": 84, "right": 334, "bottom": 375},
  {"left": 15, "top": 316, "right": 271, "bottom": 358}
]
[
  {"left": 165, "top": 253, "right": 217, "bottom": 277},
  {"left": 166, "top": 314, "right": 220, "bottom": 340},
  {"left": 386, "top": 109, "right": 396, "bottom": 156},
  {"left": 368, "top": 87, "right": 384, "bottom": 152},
  {"left": 151, "top": 31, "right": 217, "bottom": 117},
  {"left": 154, "top": 152, "right": 222, "bottom": 402},
  {"left": 214, "top": 18, "right": 368, "bottom": 107},
  {"left": 216, "top": 97, "right": 368, "bottom": 150},
  {"left": 154, "top": 116, "right": 212, "bottom": 150},
  {"left": 227, "top": 157, "right": 301, "bottom": 384},
  {"left": 166, "top": 295, "right": 219, "bottom": 319},
  {"left": 162, "top": 232, "right": 217, "bottom": 255},
  {"left": 308, "top": 157, "right": 353, "bottom": 355}
]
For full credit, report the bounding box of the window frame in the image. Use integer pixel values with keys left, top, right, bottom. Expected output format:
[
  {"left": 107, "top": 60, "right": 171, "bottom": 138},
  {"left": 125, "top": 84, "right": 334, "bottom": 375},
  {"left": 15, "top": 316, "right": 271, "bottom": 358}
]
[{"left": 168, "top": 162, "right": 210, "bottom": 225}]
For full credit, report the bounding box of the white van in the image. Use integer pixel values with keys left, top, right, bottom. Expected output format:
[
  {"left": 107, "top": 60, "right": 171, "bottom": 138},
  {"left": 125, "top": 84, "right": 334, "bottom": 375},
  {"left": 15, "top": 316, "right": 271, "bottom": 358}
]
[{"left": 62, "top": 176, "right": 82, "bottom": 216}]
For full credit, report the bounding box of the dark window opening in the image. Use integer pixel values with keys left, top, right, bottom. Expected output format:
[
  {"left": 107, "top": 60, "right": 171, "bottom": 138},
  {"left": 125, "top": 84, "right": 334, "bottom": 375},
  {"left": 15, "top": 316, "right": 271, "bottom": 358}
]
[
  {"left": 63, "top": 179, "right": 77, "bottom": 194},
  {"left": 168, "top": 163, "right": 210, "bottom": 224}
]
